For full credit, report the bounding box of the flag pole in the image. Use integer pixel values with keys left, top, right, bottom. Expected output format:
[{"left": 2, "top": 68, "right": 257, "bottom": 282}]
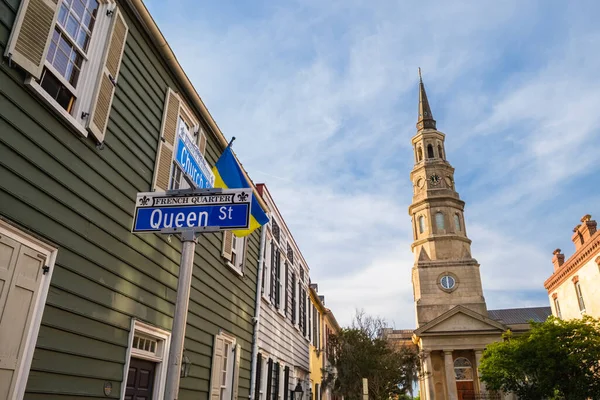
[{"left": 227, "top": 136, "right": 236, "bottom": 148}]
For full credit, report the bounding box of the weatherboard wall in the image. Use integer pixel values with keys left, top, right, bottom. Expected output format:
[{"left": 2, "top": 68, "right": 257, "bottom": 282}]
[{"left": 0, "top": 0, "right": 258, "bottom": 398}]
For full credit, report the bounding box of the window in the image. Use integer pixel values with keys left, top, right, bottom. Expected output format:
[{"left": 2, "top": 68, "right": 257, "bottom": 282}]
[
  {"left": 454, "top": 358, "right": 473, "bottom": 381},
  {"left": 554, "top": 297, "right": 562, "bottom": 319},
  {"left": 210, "top": 333, "right": 241, "bottom": 400},
  {"left": 417, "top": 147, "right": 423, "bottom": 162},
  {"left": 40, "top": 0, "right": 100, "bottom": 114},
  {"left": 222, "top": 231, "right": 246, "bottom": 276},
  {"left": 285, "top": 263, "right": 290, "bottom": 316},
  {"left": 440, "top": 275, "right": 456, "bottom": 290},
  {"left": 271, "top": 246, "right": 281, "bottom": 307},
  {"left": 170, "top": 117, "right": 192, "bottom": 190},
  {"left": 8, "top": 0, "right": 129, "bottom": 141},
  {"left": 438, "top": 144, "right": 444, "bottom": 159},
  {"left": 262, "top": 237, "right": 272, "bottom": 296},
  {"left": 575, "top": 282, "right": 586, "bottom": 312},
  {"left": 435, "top": 212, "right": 445, "bottom": 230},
  {"left": 255, "top": 353, "right": 263, "bottom": 400},
  {"left": 283, "top": 367, "right": 290, "bottom": 400},
  {"left": 454, "top": 214, "right": 461, "bottom": 232},
  {"left": 299, "top": 285, "right": 306, "bottom": 335},
  {"left": 418, "top": 216, "right": 425, "bottom": 234},
  {"left": 271, "top": 362, "right": 280, "bottom": 400},
  {"left": 427, "top": 144, "right": 434, "bottom": 158}
]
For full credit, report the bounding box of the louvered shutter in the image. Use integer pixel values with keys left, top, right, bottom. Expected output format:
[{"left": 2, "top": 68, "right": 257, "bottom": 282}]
[
  {"left": 210, "top": 335, "right": 226, "bottom": 400},
  {"left": 270, "top": 243, "right": 276, "bottom": 302},
  {"left": 198, "top": 128, "right": 208, "bottom": 155},
  {"left": 255, "top": 353, "right": 263, "bottom": 400},
  {"left": 152, "top": 88, "right": 180, "bottom": 191},
  {"left": 87, "top": 7, "right": 128, "bottom": 142},
  {"left": 284, "top": 263, "right": 289, "bottom": 316},
  {"left": 291, "top": 273, "right": 296, "bottom": 324},
  {"left": 4, "top": 0, "right": 60, "bottom": 79},
  {"left": 265, "top": 359, "right": 273, "bottom": 400},
  {"left": 222, "top": 231, "right": 234, "bottom": 261},
  {"left": 232, "top": 344, "right": 241, "bottom": 400},
  {"left": 283, "top": 366, "right": 290, "bottom": 400},
  {"left": 239, "top": 238, "right": 248, "bottom": 273}
]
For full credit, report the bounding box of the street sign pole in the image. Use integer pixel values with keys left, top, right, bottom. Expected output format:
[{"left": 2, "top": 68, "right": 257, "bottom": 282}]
[{"left": 164, "top": 229, "right": 198, "bottom": 400}]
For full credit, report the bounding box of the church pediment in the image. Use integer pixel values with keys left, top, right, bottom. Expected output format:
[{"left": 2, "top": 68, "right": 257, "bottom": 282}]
[{"left": 414, "top": 305, "right": 507, "bottom": 336}]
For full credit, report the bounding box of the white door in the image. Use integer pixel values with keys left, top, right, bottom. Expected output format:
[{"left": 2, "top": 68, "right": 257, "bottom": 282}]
[{"left": 0, "top": 234, "right": 47, "bottom": 399}]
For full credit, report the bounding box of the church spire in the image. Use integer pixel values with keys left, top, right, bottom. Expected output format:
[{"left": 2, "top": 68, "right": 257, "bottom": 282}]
[{"left": 417, "top": 68, "right": 436, "bottom": 131}]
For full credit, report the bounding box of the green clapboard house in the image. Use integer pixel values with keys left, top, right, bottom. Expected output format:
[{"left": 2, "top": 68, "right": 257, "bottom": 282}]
[{"left": 0, "top": 0, "right": 266, "bottom": 398}]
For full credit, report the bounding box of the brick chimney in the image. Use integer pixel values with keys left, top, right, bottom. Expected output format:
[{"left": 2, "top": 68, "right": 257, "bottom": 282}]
[
  {"left": 552, "top": 248, "right": 565, "bottom": 272},
  {"left": 572, "top": 224, "right": 584, "bottom": 250},
  {"left": 579, "top": 214, "right": 597, "bottom": 241}
]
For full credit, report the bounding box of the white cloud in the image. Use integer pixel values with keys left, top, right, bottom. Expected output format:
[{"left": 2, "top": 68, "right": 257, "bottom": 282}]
[{"left": 146, "top": 0, "right": 600, "bottom": 327}]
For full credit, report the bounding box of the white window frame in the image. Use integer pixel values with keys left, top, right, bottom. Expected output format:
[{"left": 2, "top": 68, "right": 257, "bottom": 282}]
[
  {"left": 553, "top": 297, "right": 562, "bottom": 319},
  {"left": 227, "top": 235, "right": 246, "bottom": 276},
  {"left": 1, "top": 219, "right": 58, "bottom": 400},
  {"left": 25, "top": 1, "right": 116, "bottom": 137},
  {"left": 575, "top": 281, "right": 586, "bottom": 313},
  {"left": 120, "top": 319, "right": 171, "bottom": 400},
  {"left": 213, "top": 331, "right": 237, "bottom": 400}
]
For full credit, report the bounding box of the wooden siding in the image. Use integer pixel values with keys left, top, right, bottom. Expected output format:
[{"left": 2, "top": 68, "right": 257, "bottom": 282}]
[
  {"left": 0, "top": 0, "right": 258, "bottom": 399},
  {"left": 259, "top": 298, "right": 310, "bottom": 373}
]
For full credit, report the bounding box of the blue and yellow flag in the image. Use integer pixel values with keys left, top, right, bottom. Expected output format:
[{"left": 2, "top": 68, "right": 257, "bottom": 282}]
[{"left": 212, "top": 146, "right": 269, "bottom": 237}]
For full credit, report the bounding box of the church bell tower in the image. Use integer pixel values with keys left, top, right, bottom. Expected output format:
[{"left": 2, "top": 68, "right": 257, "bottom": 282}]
[{"left": 409, "top": 70, "right": 488, "bottom": 327}]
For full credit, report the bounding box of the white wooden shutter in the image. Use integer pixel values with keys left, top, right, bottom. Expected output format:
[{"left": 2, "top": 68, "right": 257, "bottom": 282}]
[
  {"left": 222, "top": 231, "right": 233, "bottom": 262},
  {"left": 231, "top": 343, "right": 241, "bottom": 400},
  {"left": 198, "top": 128, "right": 208, "bottom": 155},
  {"left": 152, "top": 88, "right": 181, "bottom": 191},
  {"left": 0, "top": 235, "right": 46, "bottom": 396},
  {"left": 4, "top": 0, "right": 60, "bottom": 79},
  {"left": 210, "top": 335, "right": 226, "bottom": 400},
  {"left": 239, "top": 238, "right": 248, "bottom": 274},
  {"left": 87, "top": 7, "right": 128, "bottom": 142}
]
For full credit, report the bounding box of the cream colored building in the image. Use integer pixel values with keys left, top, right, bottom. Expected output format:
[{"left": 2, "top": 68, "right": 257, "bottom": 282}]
[
  {"left": 405, "top": 72, "right": 551, "bottom": 400},
  {"left": 544, "top": 215, "right": 600, "bottom": 319}
]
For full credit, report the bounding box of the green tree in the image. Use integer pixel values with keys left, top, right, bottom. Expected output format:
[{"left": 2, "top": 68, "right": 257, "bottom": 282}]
[
  {"left": 325, "top": 310, "right": 421, "bottom": 400},
  {"left": 479, "top": 315, "right": 600, "bottom": 400}
]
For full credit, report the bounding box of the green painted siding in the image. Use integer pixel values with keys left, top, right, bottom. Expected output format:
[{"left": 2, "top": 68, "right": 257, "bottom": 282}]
[{"left": 0, "top": 0, "right": 259, "bottom": 399}]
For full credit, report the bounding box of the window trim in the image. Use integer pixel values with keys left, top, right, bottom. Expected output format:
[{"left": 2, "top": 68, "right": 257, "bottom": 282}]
[
  {"left": 28, "top": 1, "right": 114, "bottom": 135},
  {"left": 121, "top": 319, "right": 171, "bottom": 400},
  {"left": 553, "top": 297, "right": 562, "bottom": 319},
  {"left": 227, "top": 235, "right": 246, "bottom": 277},
  {"left": 1, "top": 219, "right": 58, "bottom": 400}
]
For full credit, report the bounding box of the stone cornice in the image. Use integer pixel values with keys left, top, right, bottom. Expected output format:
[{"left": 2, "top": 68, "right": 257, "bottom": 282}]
[{"left": 544, "top": 231, "right": 600, "bottom": 291}]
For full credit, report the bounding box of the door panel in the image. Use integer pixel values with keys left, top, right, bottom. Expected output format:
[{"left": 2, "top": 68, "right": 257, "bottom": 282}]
[
  {"left": 125, "top": 357, "right": 157, "bottom": 400},
  {"left": 0, "top": 236, "right": 46, "bottom": 400},
  {"left": 457, "top": 381, "right": 475, "bottom": 400}
]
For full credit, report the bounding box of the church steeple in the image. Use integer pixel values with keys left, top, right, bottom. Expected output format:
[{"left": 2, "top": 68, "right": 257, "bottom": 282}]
[
  {"left": 408, "top": 72, "right": 488, "bottom": 326},
  {"left": 417, "top": 68, "right": 436, "bottom": 131}
]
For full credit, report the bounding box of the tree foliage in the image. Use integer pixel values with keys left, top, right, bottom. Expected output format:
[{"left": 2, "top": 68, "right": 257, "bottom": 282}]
[
  {"left": 325, "top": 310, "right": 421, "bottom": 400},
  {"left": 479, "top": 316, "right": 600, "bottom": 400}
]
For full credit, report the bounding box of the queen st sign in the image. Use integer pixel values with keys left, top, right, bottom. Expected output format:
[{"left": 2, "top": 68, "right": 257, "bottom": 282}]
[{"left": 132, "top": 189, "right": 252, "bottom": 233}]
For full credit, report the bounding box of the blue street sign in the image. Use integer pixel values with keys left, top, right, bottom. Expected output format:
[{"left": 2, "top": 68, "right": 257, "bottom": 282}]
[
  {"left": 174, "top": 129, "right": 215, "bottom": 189},
  {"left": 132, "top": 189, "right": 251, "bottom": 233}
]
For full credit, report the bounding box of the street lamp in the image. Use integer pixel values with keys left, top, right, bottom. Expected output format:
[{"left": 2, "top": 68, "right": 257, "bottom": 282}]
[{"left": 292, "top": 382, "right": 304, "bottom": 400}]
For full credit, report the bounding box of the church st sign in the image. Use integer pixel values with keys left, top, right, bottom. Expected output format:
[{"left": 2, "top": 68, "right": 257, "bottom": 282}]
[
  {"left": 175, "top": 122, "right": 215, "bottom": 189},
  {"left": 132, "top": 189, "right": 251, "bottom": 233}
]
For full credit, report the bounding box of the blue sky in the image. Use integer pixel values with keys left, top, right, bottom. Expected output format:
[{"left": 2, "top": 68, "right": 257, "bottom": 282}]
[{"left": 145, "top": 0, "right": 600, "bottom": 328}]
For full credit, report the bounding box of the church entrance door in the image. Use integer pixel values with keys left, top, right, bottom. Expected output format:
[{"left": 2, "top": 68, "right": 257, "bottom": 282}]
[{"left": 456, "top": 381, "right": 475, "bottom": 400}]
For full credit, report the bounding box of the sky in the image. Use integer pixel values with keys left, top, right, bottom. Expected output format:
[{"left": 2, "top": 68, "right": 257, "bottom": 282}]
[{"left": 145, "top": 0, "right": 600, "bottom": 329}]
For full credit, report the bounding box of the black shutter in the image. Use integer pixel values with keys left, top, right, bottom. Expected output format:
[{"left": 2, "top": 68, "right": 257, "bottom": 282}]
[
  {"left": 255, "top": 354, "right": 263, "bottom": 400},
  {"left": 291, "top": 273, "right": 296, "bottom": 323},
  {"left": 283, "top": 366, "right": 290, "bottom": 400},
  {"left": 270, "top": 242, "right": 276, "bottom": 302},
  {"left": 308, "top": 301, "right": 312, "bottom": 341},
  {"left": 275, "top": 250, "right": 281, "bottom": 308},
  {"left": 266, "top": 359, "right": 274, "bottom": 400},
  {"left": 285, "top": 263, "right": 289, "bottom": 316},
  {"left": 272, "top": 362, "right": 280, "bottom": 400}
]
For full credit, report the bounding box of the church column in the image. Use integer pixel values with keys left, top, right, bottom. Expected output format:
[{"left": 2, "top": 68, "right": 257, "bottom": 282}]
[
  {"left": 443, "top": 350, "right": 458, "bottom": 400},
  {"left": 474, "top": 349, "right": 486, "bottom": 393},
  {"left": 422, "top": 351, "right": 435, "bottom": 400}
]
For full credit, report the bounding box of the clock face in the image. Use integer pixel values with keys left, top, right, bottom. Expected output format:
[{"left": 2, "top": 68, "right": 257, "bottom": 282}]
[{"left": 430, "top": 174, "right": 441, "bottom": 185}]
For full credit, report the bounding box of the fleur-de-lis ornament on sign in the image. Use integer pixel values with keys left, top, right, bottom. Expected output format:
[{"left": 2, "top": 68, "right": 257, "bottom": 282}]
[
  {"left": 237, "top": 192, "right": 249, "bottom": 202},
  {"left": 139, "top": 195, "right": 150, "bottom": 206}
]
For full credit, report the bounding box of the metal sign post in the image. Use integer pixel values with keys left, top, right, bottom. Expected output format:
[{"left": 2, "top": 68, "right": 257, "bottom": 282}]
[{"left": 131, "top": 187, "right": 252, "bottom": 399}]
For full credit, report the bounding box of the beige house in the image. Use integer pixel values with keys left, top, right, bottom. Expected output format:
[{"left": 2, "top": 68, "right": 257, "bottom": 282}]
[
  {"left": 403, "top": 72, "right": 551, "bottom": 400},
  {"left": 544, "top": 215, "right": 600, "bottom": 319}
]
